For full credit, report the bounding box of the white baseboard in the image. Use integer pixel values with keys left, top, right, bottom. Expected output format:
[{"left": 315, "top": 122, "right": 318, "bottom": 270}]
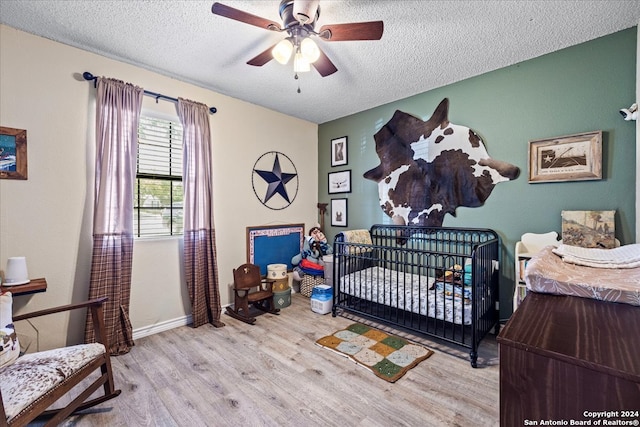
[
  {"left": 132, "top": 302, "right": 232, "bottom": 340},
  {"left": 132, "top": 315, "right": 193, "bottom": 340}
]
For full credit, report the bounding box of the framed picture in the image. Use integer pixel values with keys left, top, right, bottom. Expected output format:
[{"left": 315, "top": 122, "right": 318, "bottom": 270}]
[
  {"left": 246, "top": 223, "right": 305, "bottom": 275},
  {"left": 528, "top": 130, "right": 602, "bottom": 183},
  {"left": 561, "top": 210, "right": 615, "bottom": 249},
  {"left": 331, "top": 198, "right": 348, "bottom": 227},
  {"left": 0, "top": 126, "right": 28, "bottom": 180},
  {"left": 328, "top": 170, "right": 351, "bottom": 194},
  {"left": 331, "top": 136, "right": 348, "bottom": 167}
]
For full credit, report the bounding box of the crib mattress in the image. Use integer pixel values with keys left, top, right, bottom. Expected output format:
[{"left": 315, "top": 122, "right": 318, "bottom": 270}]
[
  {"left": 339, "top": 266, "right": 473, "bottom": 325},
  {"left": 525, "top": 246, "right": 640, "bottom": 306}
]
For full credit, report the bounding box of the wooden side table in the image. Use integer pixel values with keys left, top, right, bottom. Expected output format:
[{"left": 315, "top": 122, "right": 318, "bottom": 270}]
[
  {"left": 498, "top": 292, "right": 640, "bottom": 425},
  {"left": 0, "top": 278, "right": 47, "bottom": 296}
]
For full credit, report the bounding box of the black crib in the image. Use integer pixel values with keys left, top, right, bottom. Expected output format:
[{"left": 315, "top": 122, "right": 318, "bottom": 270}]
[{"left": 332, "top": 224, "right": 500, "bottom": 367}]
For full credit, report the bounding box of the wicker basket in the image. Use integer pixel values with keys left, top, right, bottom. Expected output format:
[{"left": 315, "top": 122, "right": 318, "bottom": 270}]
[{"left": 300, "top": 275, "right": 325, "bottom": 297}]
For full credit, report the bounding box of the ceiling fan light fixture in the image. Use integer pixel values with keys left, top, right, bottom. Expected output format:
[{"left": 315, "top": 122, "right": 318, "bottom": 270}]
[
  {"left": 300, "top": 37, "right": 320, "bottom": 63},
  {"left": 212, "top": 1, "right": 384, "bottom": 78},
  {"left": 292, "top": 0, "right": 320, "bottom": 24},
  {"left": 293, "top": 51, "right": 311, "bottom": 73},
  {"left": 272, "top": 38, "right": 294, "bottom": 64}
]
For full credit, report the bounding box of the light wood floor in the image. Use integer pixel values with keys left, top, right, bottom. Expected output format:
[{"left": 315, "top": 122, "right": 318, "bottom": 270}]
[{"left": 37, "top": 294, "right": 500, "bottom": 426}]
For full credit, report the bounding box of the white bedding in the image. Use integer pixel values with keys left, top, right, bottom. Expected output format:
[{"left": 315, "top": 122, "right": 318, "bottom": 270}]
[
  {"left": 338, "top": 266, "right": 473, "bottom": 325},
  {"left": 552, "top": 243, "right": 640, "bottom": 268}
]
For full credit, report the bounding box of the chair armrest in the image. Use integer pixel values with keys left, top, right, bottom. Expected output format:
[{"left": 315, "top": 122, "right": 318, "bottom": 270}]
[
  {"left": 13, "top": 297, "right": 110, "bottom": 347},
  {"left": 259, "top": 278, "right": 276, "bottom": 292},
  {"left": 13, "top": 297, "right": 108, "bottom": 322}
]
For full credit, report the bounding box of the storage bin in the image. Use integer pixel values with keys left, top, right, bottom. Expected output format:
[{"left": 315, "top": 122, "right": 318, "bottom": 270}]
[
  {"left": 300, "top": 275, "right": 324, "bottom": 297},
  {"left": 267, "top": 264, "right": 288, "bottom": 280},
  {"left": 311, "top": 285, "right": 333, "bottom": 315},
  {"left": 271, "top": 278, "right": 289, "bottom": 292},
  {"left": 273, "top": 287, "right": 291, "bottom": 309},
  {"left": 268, "top": 263, "right": 290, "bottom": 291}
]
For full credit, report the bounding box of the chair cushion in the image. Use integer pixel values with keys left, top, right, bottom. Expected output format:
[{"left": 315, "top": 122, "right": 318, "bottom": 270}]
[
  {"left": 0, "top": 343, "right": 105, "bottom": 422},
  {"left": 0, "top": 292, "right": 20, "bottom": 369}
]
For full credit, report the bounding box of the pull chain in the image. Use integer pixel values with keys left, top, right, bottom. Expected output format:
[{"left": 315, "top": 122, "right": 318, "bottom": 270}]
[{"left": 295, "top": 73, "right": 301, "bottom": 93}]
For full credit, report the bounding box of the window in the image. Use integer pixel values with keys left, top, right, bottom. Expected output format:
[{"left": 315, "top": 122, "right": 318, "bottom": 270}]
[{"left": 134, "top": 115, "right": 183, "bottom": 237}]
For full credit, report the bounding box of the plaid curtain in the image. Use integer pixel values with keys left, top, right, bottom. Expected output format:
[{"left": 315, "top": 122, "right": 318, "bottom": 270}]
[
  {"left": 85, "top": 77, "right": 143, "bottom": 354},
  {"left": 177, "top": 98, "right": 224, "bottom": 328}
]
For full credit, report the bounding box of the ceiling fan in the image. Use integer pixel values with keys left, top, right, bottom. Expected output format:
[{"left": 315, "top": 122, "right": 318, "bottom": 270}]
[{"left": 211, "top": 0, "right": 384, "bottom": 77}]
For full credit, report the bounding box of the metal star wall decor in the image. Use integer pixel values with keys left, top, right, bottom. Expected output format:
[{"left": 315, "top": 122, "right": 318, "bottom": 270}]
[{"left": 252, "top": 151, "right": 298, "bottom": 210}]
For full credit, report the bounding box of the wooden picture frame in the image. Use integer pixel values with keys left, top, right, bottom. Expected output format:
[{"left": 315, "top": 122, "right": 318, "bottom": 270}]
[
  {"left": 561, "top": 210, "right": 615, "bottom": 249},
  {"left": 331, "top": 198, "right": 348, "bottom": 227},
  {"left": 331, "top": 136, "right": 348, "bottom": 167},
  {"left": 328, "top": 170, "right": 351, "bottom": 194},
  {"left": 246, "top": 223, "right": 305, "bottom": 275},
  {"left": 528, "top": 130, "right": 602, "bottom": 183},
  {"left": 0, "top": 127, "right": 28, "bottom": 180}
]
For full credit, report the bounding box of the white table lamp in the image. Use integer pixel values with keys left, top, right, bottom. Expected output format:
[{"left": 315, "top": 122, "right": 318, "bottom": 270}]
[{"left": 4, "top": 257, "right": 30, "bottom": 286}]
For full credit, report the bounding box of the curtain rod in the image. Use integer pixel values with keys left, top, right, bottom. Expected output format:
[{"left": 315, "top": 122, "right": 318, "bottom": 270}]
[{"left": 82, "top": 72, "right": 217, "bottom": 114}]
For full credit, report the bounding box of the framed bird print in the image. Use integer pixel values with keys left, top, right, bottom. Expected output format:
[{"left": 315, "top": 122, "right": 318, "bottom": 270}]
[{"left": 328, "top": 170, "right": 351, "bottom": 194}]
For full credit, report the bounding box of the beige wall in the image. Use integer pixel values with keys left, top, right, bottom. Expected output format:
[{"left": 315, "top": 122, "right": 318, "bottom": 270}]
[{"left": 0, "top": 25, "right": 318, "bottom": 349}]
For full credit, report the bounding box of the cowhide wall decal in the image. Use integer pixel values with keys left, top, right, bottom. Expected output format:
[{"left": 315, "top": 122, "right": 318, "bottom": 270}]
[{"left": 364, "top": 98, "right": 520, "bottom": 227}]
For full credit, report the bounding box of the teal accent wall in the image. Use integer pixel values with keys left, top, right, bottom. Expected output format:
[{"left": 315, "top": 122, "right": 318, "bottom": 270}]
[{"left": 318, "top": 28, "right": 637, "bottom": 319}]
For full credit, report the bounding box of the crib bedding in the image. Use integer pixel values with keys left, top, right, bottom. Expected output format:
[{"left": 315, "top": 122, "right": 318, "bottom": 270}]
[
  {"left": 339, "top": 266, "right": 473, "bottom": 325},
  {"left": 525, "top": 246, "right": 640, "bottom": 306}
]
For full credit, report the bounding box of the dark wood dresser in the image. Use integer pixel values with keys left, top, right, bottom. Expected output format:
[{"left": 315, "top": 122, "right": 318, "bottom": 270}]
[{"left": 497, "top": 292, "right": 640, "bottom": 425}]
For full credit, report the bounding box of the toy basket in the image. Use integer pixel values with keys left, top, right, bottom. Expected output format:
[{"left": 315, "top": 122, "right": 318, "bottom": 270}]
[{"left": 300, "top": 275, "right": 324, "bottom": 297}]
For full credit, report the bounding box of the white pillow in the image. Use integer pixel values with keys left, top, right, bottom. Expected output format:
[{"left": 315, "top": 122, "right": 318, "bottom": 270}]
[{"left": 0, "top": 292, "right": 20, "bottom": 368}]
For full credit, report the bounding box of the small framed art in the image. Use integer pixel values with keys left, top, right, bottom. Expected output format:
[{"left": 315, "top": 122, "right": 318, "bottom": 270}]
[
  {"left": 331, "top": 136, "right": 348, "bottom": 167},
  {"left": 328, "top": 170, "right": 351, "bottom": 194},
  {"left": 0, "top": 126, "right": 28, "bottom": 180},
  {"left": 561, "top": 210, "right": 615, "bottom": 249},
  {"left": 528, "top": 131, "right": 602, "bottom": 183},
  {"left": 331, "top": 198, "right": 348, "bottom": 227}
]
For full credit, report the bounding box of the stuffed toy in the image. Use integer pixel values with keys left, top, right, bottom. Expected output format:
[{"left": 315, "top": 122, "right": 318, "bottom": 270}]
[{"left": 291, "top": 226, "right": 333, "bottom": 281}]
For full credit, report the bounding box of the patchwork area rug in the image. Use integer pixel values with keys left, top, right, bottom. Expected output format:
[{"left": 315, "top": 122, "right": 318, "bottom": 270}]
[{"left": 316, "top": 323, "right": 434, "bottom": 382}]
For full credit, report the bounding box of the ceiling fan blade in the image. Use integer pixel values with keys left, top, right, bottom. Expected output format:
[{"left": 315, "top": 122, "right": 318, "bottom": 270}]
[
  {"left": 247, "top": 44, "right": 277, "bottom": 67},
  {"left": 312, "top": 48, "right": 338, "bottom": 77},
  {"left": 212, "top": 2, "right": 283, "bottom": 31},
  {"left": 318, "top": 21, "right": 384, "bottom": 41}
]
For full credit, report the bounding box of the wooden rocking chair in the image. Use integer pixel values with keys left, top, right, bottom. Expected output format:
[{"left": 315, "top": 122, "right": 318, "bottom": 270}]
[
  {"left": 0, "top": 297, "right": 121, "bottom": 426},
  {"left": 225, "top": 263, "right": 280, "bottom": 324}
]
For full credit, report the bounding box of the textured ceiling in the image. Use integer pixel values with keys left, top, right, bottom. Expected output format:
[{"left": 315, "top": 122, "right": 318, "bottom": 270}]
[{"left": 1, "top": 1, "right": 639, "bottom": 124}]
